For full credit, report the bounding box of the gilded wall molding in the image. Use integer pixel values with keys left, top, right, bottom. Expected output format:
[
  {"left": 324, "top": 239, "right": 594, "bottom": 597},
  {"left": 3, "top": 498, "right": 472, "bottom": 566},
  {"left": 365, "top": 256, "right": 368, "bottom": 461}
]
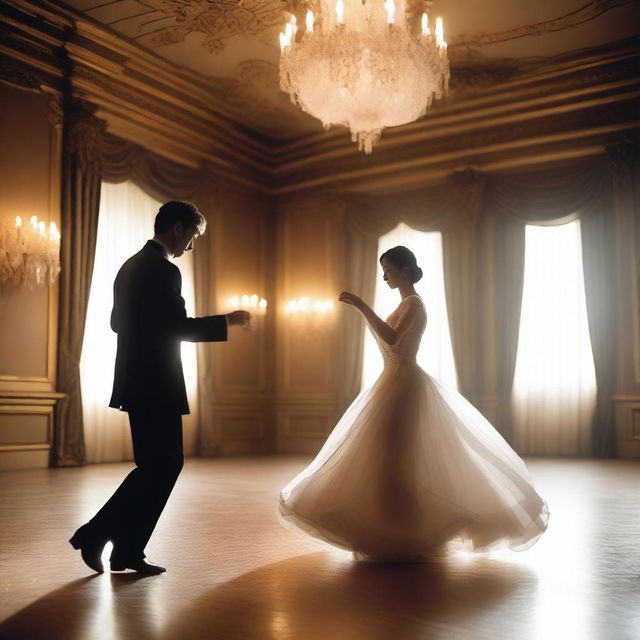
[
  {"left": 65, "top": 99, "right": 107, "bottom": 172},
  {"left": 0, "top": 55, "right": 46, "bottom": 94}
]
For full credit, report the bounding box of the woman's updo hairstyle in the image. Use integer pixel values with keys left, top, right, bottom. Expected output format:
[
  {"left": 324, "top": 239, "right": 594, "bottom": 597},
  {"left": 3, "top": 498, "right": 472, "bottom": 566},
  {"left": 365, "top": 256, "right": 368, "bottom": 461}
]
[{"left": 380, "top": 245, "right": 423, "bottom": 284}]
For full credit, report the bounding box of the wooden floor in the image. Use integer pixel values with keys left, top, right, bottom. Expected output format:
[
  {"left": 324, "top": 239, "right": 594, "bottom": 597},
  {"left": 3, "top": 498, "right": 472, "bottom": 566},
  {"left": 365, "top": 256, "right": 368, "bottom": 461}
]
[{"left": 0, "top": 457, "right": 638, "bottom": 640}]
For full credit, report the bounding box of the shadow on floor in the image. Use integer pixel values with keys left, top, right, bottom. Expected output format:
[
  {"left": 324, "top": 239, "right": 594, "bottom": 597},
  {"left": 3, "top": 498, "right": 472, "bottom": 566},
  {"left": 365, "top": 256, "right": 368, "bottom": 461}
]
[
  {"left": 0, "top": 572, "right": 160, "bottom": 640},
  {"left": 0, "top": 553, "right": 538, "bottom": 640},
  {"left": 161, "top": 552, "right": 538, "bottom": 640}
]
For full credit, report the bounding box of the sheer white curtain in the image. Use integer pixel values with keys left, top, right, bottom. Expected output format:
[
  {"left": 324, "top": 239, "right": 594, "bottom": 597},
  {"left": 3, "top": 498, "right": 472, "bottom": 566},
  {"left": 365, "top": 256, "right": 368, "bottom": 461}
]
[
  {"left": 361, "top": 222, "right": 458, "bottom": 390},
  {"left": 512, "top": 220, "right": 596, "bottom": 455},
  {"left": 80, "top": 181, "right": 199, "bottom": 463}
]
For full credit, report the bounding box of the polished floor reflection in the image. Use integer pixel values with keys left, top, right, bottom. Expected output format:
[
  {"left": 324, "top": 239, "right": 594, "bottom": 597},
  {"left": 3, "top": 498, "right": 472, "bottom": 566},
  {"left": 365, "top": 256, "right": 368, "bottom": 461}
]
[{"left": 0, "top": 457, "right": 638, "bottom": 639}]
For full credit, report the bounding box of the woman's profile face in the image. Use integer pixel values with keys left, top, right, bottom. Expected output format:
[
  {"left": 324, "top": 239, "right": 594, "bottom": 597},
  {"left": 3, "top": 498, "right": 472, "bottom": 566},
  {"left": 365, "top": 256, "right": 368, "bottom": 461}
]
[{"left": 380, "top": 257, "right": 406, "bottom": 289}]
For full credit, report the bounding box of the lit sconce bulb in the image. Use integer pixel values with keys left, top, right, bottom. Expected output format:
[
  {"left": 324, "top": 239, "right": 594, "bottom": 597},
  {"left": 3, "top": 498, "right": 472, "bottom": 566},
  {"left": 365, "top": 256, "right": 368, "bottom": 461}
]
[
  {"left": 435, "top": 17, "right": 445, "bottom": 48},
  {"left": 30, "top": 215, "right": 38, "bottom": 230},
  {"left": 385, "top": 0, "right": 395, "bottom": 24},
  {"left": 290, "top": 15, "right": 297, "bottom": 37},
  {"left": 259, "top": 298, "right": 267, "bottom": 311},
  {"left": 421, "top": 13, "right": 429, "bottom": 35},
  {"left": 250, "top": 294, "right": 259, "bottom": 306},
  {"left": 15, "top": 216, "right": 22, "bottom": 228},
  {"left": 38, "top": 220, "right": 46, "bottom": 236},
  {"left": 230, "top": 296, "right": 240, "bottom": 308},
  {"left": 285, "top": 297, "right": 335, "bottom": 315},
  {"left": 279, "top": 32, "right": 289, "bottom": 52},
  {"left": 241, "top": 294, "right": 250, "bottom": 306},
  {"left": 336, "top": 0, "right": 344, "bottom": 24},
  {"left": 306, "top": 10, "right": 314, "bottom": 32},
  {"left": 49, "top": 222, "right": 60, "bottom": 241}
]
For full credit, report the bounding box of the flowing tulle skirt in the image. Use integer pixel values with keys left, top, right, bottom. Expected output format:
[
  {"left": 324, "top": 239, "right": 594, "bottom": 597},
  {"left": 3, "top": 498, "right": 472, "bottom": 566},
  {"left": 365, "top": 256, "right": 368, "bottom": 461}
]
[{"left": 278, "top": 363, "right": 549, "bottom": 560}]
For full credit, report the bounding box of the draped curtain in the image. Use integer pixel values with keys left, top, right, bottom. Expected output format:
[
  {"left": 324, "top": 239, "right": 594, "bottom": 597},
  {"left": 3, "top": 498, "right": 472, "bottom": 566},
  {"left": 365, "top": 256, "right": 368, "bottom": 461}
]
[
  {"left": 53, "top": 100, "right": 106, "bottom": 466},
  {"left": 53, "top": 126, "right": 210, "bottom": 466},
  {"left": 342, "top": 157, "right": 616, "bottom": 456},
  {"left": 341, "top": 182, "right": 473, "bottom": 414},
  {"left": 80, "top": 181, "right": 200, "bottom": 462},
  {"left": 485, "top": 157, "right": 614, "bottom": 455}
]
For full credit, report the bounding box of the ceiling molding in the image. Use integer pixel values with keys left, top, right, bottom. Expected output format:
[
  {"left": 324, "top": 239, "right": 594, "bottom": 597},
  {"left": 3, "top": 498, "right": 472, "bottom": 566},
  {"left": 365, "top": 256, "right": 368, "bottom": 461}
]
[
  {"left": 449, "top": 0, "right": 635, "bottom": 49},
  {"left": 1, "top": 0, "right": 638, "bottom": 196}
]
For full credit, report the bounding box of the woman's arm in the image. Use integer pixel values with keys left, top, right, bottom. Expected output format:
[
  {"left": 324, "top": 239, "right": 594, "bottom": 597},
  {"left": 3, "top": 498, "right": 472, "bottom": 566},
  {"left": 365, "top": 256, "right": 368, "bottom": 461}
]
[{"left": 338, "top": 291, "right": 398, "bottom": 345}]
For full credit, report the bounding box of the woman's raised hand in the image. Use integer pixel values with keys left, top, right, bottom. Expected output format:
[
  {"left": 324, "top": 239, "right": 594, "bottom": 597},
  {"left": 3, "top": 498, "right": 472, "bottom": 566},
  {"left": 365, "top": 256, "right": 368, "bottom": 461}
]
[{"left": 338, "top": 291, "right": 364, "bottom": 309}]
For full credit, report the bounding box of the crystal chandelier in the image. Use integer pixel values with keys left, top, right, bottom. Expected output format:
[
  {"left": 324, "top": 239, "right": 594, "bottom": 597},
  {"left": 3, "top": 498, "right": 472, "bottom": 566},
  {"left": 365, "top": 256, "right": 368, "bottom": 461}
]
[
  {"left": 279, "top": 0, "right": 449, "bottom": 153},
  {"left": 0, "top": 215, "right": 61, "bottom": 289}
]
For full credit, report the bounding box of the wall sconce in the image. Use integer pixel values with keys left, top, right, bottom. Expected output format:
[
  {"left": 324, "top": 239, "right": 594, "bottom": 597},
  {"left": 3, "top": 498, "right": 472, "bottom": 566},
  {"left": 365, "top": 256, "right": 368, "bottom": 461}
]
[
  {"left": 284, "top": 297, "right": 335, "bottom": 315},
  {"left": 228, "top": 294, "right": 268, "bottom": 315},
  {"left": 0, "top": 216, "right": 61, "bottom": 289}
]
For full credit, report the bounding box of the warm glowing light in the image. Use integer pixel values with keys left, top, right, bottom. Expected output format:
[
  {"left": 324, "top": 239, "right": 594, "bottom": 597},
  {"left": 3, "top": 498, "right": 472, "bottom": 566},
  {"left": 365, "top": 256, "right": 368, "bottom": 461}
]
[
  {"left": 285, "top": 297, "right": 335, "bottom": 315},
  {"left": 421, "top": 13, "right": 429, "bottom": 35},
  {"left": 435, "top": 17, "right": 445, "bottom": 47},
  {"left": 229, "top": 293, "right": 268, "bottom": 315},
  {"left": 512, "top": 221, "right": 596, "bottom": 455},
  {"left": 384, "top": 0, "right": 395, "bottom": 24},
  {"left": 0, "top": 214, "right": 61, "bottom": 288},
  {"left": 279, "top": 0, "right": 449, "bottom": 153},
  {"left": 361, "top": 222, "right": 458, "bottom": 391}
]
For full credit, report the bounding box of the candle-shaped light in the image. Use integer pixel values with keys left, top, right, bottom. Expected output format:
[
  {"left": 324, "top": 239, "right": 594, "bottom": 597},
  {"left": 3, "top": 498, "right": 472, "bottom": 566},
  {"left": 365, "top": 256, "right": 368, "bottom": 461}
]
[
  {"left": 279, "top": 32, "right": 288, "bottom": 52},
  {"left": 385, "top": 0, "right": 395, "bottom": 24},
  {"left": 241, "top": 294, "right": 250, "bottom": 306},
  {"left": 421, "top": 13, "right": 429, "bottom": 35},
  {"left": 49, "top": 221, "right": 60, "bottom": 241},
  {"left": 259, "top": 298, "right": 267, "bottom": 313},
  {"left": 31, "top": 215, "right": 38, "bottom": 230},
  {"left": 336, "top": 0, "right": 344, "bottom": 24},
  {"left": 15, "top": 216, "right": 22, "bottom": 228},
  {"left": 38, "top": 220, "right": 46, "bottom": 236},
  {"left": 435, "top": 17, "right": 445, "bottom": 47},
  {"left": 290, "top": 15, "right": 297, "bottom": 38},
  {"left": 306, "top": 10, "right": 314, "bottom": 32},
  {"left": 230, "top": 296, "right": 240, "bottom": 308}
]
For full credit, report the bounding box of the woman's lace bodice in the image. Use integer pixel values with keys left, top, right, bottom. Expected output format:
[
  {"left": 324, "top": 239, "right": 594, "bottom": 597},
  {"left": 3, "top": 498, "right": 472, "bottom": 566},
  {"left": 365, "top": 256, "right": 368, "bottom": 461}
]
[{"left": 374, "top": 295, "right": 427, "bottom": 366}]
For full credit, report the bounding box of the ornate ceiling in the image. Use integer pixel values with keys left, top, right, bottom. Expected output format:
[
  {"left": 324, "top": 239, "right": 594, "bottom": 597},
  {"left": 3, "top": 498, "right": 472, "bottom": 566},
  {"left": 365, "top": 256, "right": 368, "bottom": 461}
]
[{"left": 59, "top": 0, "right": 639, "bottom": 142}]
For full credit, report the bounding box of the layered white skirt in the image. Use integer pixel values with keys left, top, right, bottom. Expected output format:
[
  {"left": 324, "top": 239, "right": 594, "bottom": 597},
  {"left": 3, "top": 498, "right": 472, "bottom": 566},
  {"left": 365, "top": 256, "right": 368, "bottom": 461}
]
[{"left": 279, "top": 363, "right": 549, "bottom": 560}]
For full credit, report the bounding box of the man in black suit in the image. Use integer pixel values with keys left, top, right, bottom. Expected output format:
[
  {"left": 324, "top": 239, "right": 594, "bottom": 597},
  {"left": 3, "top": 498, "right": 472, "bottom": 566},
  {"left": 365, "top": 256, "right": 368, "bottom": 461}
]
[{"left": 70, "top": 201, "right": 250, "bottom": 575}]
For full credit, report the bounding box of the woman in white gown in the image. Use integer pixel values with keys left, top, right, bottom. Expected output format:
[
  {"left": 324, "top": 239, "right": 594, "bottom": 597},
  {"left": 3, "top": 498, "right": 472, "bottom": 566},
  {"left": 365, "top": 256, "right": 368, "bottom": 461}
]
[{"left": 278, "top": 246, "right": 549, "bottom": 561}]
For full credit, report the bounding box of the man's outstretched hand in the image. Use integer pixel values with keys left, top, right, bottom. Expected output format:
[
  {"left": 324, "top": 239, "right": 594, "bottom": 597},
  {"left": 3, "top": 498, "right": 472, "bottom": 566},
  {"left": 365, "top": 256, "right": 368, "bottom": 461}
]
[{"left": 227, "top": 310, "right": 252, "bottom": 328}]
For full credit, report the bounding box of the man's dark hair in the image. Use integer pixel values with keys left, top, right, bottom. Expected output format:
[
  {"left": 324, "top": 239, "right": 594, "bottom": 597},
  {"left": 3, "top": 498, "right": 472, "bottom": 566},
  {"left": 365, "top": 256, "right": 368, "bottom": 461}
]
[{"left": 154, "top": 201, "right": 206, "bottom": 235}]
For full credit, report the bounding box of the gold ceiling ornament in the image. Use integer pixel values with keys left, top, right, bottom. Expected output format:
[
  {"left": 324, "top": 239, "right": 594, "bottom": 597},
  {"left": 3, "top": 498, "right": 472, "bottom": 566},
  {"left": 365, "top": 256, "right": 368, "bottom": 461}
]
[
  {"left": 279, "top": 0, "right": 449, "bottom": 153},
  {"left": 139, "top": 0, "right": 283, "bottom": 53}
]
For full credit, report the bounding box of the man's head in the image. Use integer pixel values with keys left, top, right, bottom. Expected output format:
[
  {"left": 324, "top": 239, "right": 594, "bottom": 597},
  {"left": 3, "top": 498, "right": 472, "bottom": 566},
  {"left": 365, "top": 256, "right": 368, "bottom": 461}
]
[{"left": 154, "top": 201, "right": 206, "bottom": 258}]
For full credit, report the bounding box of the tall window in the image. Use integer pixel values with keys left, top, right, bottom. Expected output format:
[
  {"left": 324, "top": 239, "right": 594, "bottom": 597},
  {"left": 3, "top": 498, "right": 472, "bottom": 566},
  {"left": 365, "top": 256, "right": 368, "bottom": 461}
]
[
  {"left": 80, "top": 181, "right": 199, "bottom": 462},
  {"left": 361, "top": 222, "right": 458, "bottom": 390},
  {"left": 512, "top": 220, "right": 596, "bottom": 455}
]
